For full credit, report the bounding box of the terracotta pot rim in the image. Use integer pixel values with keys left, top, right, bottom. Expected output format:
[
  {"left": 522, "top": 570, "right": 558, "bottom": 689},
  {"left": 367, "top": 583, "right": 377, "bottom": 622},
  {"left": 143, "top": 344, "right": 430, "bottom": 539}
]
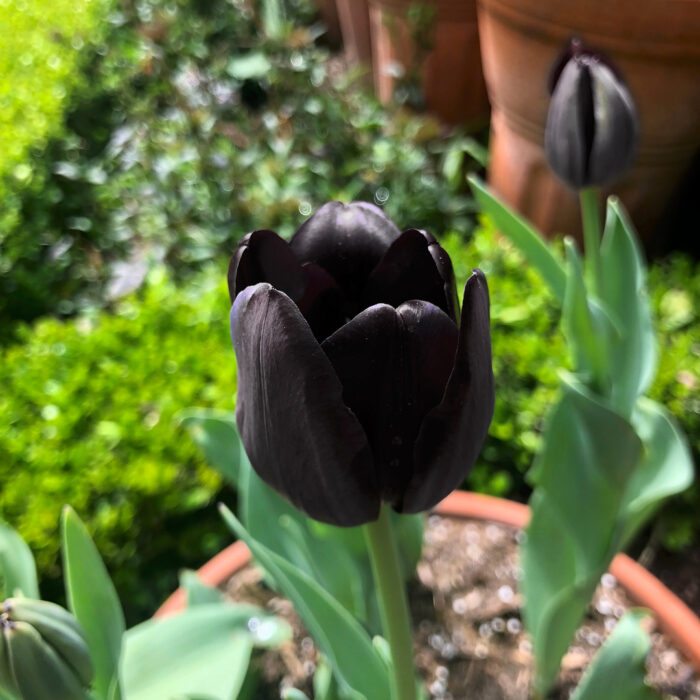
[
  {"left": 476, "top": 0, "right": 700, "bottom": 59},
  {"left": 154, "top": 491, "right": 700, "bottom": 672}
]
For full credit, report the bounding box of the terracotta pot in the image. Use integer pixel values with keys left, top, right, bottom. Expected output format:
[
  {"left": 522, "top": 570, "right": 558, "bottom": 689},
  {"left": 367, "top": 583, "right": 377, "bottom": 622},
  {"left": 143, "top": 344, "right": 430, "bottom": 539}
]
[
  {"left": 336, "top": 0, "right": 373, "bottom": 71},
  {"left": 476, "top": 0, "right": 700, "bottom": 243},
  {"left": 315, "top": 0, "right": 342, "bottom": 48},
  {"left": 155, "top": 491, "right": 700, "bottom": 672},
  {"left": 367, "top": 0, "right": 490, "bottom": 127}
]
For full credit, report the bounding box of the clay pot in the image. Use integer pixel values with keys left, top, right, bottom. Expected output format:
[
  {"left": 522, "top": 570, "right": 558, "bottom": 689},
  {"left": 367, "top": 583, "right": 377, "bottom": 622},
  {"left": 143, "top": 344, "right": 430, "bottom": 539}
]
[
  {"left": 476, "top": 0, "right": 700, "bottom": 243},
  {"left": 315, "top": 0, "right": 342, "bottom": 48},
  {"left": 155, "top": 491, "right": 700, "bottom": 673},
  {"left": 367, "top": 0, "right": 490, "bottom": 127},
  {"left": 336, "top": 0, "right": 373, "bottom": 71}
]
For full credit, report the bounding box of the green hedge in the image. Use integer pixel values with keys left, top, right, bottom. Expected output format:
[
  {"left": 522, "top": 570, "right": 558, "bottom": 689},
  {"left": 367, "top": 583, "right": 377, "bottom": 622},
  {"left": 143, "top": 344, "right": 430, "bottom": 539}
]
[
  {"left": 1, "top": 224, "right": 697, "bottom": 620},
  {"left": 0, "top": 267, "right": 236, "bottom": 621}
]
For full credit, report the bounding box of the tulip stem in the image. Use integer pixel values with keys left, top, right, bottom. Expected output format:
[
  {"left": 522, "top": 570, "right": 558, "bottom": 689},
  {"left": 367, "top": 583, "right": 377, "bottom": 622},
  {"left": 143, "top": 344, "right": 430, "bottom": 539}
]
[
  {"left": 579, "top": 187, "right": 603, "bottom": 295},
  {"left": 364, "top": 505, "right": 417, "bottom": 700}
]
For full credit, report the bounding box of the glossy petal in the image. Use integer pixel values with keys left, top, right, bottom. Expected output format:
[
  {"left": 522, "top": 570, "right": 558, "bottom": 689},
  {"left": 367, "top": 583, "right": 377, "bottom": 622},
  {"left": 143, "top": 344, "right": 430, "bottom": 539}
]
[
  {"left": 290, "top": 201, "right": 401, "bottom": 315},
  {"left": 403, "top": 269, "right": 494, "bottom": 513},
  {"left": 231, "top": 283, "right": 378, "bottom": 526},
  {"left": 589, "top": 61, "right": 638, "bottom": 185},
  {"left": 363, "top": 229, "right": 459, "bottom": 323},
  {"left": 322, "top": 301, "right": 458, "bottom": 507},
  {"left": 228, "top": 231, "right": 346, "bottom": 341},
  {"left": 296, "top": 262, "right": 346, "bottom": 342},
  {"left": 227, "top": 229, "right": 305, "bottom": 303},
  {"left": 545, "top": 59, "right": 591, "bottom": 188}
]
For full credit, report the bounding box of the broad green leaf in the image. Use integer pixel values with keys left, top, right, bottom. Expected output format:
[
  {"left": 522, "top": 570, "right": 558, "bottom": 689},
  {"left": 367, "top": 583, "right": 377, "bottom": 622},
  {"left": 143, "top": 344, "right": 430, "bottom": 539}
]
[
  {"left": 530, "top": 376, "right": 643, "bottom": 567},
  {"left": 240, "top": 445, "right": 370, "bottom": 624},
  {"left": 620, "top": 399, "right": 694, "bottom": 547},
  {"left": 570, "top": 611, "right": 660, "bottom": 700},
  {"left": 278, "top": 516, "right": 366, "bottom": 622},
  {"left": 523, "top": 376, "right": 644, "bottom": 693},
  {"left": 122, "top": 605, "right": 257, "bottom": 700},
  {"left": 0, "top": 519, "right": 38, "bottom": 599},
  {"left": 220, "top": 505, "right": 390, "bottom": 700},
  {"left": 227, "top": 53, "right": 272, "bottom": 80},
  {"left": 599, "top": 198, "right": 656, "bottom": 417},
  {"left": 61, "top": 506, "right": 125, "bottom": 700},
  {"left": 523, "top": 494, "right": 596, "bottom": 694},
  {"left": 179, "top": 410, "right": 240, "bottom": 486},
  {"left": 179, "top": 569, "right": 225, "bottom": 607},
  {"left": 468, "top": 175, "right": 566, "bottom": 303},
  {"left": 562, "top": 240, "right": 613, "bottom": 393},
  {"left": 239, "top": 445, "right": 312, "bottom": 571}
]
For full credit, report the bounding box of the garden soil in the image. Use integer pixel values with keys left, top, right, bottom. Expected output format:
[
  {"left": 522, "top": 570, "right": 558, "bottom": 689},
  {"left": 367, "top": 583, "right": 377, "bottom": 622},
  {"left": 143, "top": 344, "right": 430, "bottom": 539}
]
[{"left": 224, "top": 516, "right": 700, "bottom": 700}]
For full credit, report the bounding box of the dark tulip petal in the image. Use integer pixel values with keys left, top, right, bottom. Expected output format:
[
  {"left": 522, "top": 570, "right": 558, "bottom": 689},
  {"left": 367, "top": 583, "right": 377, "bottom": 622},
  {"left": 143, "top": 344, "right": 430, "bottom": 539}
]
[
  {"left": 322, "top": 300, "right": 458, "bottom": 507},
  {"left": 297, "top": 262, "right": 347, "bottom": 342},
  {"left": 290, "top": 201, "right": 401, "bottom": 315},
  {"left": 363, "top": 229, "right": 459, "bottom": 323},
  {"left": 231, "top": 282, "right": 378, "bottom": 526},
  {"left": 228, "top": 229, "right": 305, "bottom": 303},
  {"left": 589, "top": 61, "right": 638, "bottom": 185},
  {"left": 544, "top": 59, "right": 590, "bottom": 189},
  {"left": 403, "top": 269, "right": 495, "bottom": 513}
]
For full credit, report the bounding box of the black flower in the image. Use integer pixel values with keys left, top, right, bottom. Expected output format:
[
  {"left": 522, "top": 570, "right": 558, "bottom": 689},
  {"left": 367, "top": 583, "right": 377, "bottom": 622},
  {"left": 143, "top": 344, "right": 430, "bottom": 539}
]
[
  {"left": 229, "top": 202, "right": 494, "bottom": 526},
  {"left": 545, "top": 39, "right": 638, "bottom": 189}
]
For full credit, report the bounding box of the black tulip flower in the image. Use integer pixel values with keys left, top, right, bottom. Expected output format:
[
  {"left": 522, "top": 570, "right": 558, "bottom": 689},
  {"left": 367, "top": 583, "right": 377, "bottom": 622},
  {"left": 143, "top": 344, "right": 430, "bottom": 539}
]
[
  {"left": 545, "top": 39, "right": 638, "bottom": 189},
  {"left": 229, "top": 202, "right": 494, "bottom": 526}
]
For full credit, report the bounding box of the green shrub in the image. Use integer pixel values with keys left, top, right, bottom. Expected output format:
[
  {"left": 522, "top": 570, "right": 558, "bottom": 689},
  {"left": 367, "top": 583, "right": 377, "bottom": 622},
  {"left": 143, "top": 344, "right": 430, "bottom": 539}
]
[
  {"left": 0, "top": 267, "right": 236, "bottom": 622},
  {"left": 0, "top": 0, "right": 476, "bottom": 330}
]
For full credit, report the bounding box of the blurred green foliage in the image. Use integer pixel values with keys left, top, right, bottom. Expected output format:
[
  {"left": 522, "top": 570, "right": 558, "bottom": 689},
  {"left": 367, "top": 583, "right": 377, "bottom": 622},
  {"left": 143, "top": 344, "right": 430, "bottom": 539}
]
[
  {"left": 0, "top": 0, "right": 475, "bottom": 330},
  {"left": 0, "top": 0, "right": 108, "bottom": 185},
  {"left": 0, "top": 268, "right": 236, "bottom": 621}
]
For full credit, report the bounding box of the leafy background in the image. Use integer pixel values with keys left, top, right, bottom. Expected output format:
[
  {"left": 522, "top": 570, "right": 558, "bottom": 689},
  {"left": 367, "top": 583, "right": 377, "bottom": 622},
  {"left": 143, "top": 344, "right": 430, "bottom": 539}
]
[{"left": 0, "top": 0, "right": 697, "bottom": 622}]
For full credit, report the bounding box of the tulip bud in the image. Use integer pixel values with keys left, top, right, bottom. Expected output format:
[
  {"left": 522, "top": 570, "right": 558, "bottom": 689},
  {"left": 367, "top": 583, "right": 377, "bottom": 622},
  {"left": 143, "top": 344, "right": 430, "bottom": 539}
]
[
  {"left": 545, "top": 39, "right": 638, "bottom": 189},
  {"left": 229, "top": 202, "right": 495, "bottom": 526},
  {"left": 0, "top": 598, "right": 93, "bottom": 700}
]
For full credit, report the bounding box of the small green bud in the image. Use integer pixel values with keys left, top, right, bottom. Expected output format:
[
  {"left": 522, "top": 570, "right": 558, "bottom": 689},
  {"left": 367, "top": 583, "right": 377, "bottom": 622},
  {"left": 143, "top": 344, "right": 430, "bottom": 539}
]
[
  {"left": 545, "top": 39, "right": 638, "bottom": 189},
  {"left": 0, "top": 598, "right": 93, "bottom": 700}
]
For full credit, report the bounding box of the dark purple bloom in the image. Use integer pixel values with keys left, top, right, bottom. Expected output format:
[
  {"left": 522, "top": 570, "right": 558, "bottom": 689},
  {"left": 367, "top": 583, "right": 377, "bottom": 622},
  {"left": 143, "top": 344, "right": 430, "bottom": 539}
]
[
  {"left": 545, "top": 39, "right": 638, "bottom": 189},
  {"left": 229, "top": 202, "right": 494, "bottom": 526}
]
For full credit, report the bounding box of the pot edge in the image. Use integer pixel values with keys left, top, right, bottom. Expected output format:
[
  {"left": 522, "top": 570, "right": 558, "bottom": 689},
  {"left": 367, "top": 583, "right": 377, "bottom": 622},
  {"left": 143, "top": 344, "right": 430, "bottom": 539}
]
[{"left": 154, "top": 490, "right": 700, "bottom": 672}]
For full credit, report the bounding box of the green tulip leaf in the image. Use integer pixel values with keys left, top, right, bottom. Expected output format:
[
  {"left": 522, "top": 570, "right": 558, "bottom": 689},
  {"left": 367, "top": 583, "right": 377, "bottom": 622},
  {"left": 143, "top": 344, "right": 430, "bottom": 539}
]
[
  {"left": 523, "top": 493, "right": 597, "bottom": 694},
  {"left": 562, "top": 240, "right": 615, "bottom": 393},
  {"left": 220, "top": 505, "right": 390, "bottom": 700},
  {"left": 468, "top": 174, "right": 567, "bottom": 303},
  {"left": 620, "top": 399, "right": 694, "bottom": 548},
  {"left": 599, "top": 198, "right": 656, "bottom": 417},
  {"left": 0, "top": 519, "right": 39, "bottom": 599},
  {"left": 61, "top": 505, "right": 125, "bottom": 700},
  {"left": 240, "top": 445, "right": 370, "bottom": 623},
  {"left": 570, "top": 610, "right": 660, "bottom": 700},
  {"left": 122, "top": 604, "right": 262, "bottom": 700},
  {"left": 523, "top": 376, "right": 644, "bottom": 693},
  {"left": 179, "top": 409, "right": 240, "bottom": 486},
  {"left": 179, "top": 569, "right": 225, "bottom": 607}
]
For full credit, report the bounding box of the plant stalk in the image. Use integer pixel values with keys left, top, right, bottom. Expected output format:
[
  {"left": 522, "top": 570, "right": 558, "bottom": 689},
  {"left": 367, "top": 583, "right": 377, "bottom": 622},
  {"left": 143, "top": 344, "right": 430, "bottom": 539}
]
[
  {"left": 364, "top": 504, "right": 417, "bottom": 700},
  {"left": 579, "top": 186, "right": 603, "bottom": 295}
]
